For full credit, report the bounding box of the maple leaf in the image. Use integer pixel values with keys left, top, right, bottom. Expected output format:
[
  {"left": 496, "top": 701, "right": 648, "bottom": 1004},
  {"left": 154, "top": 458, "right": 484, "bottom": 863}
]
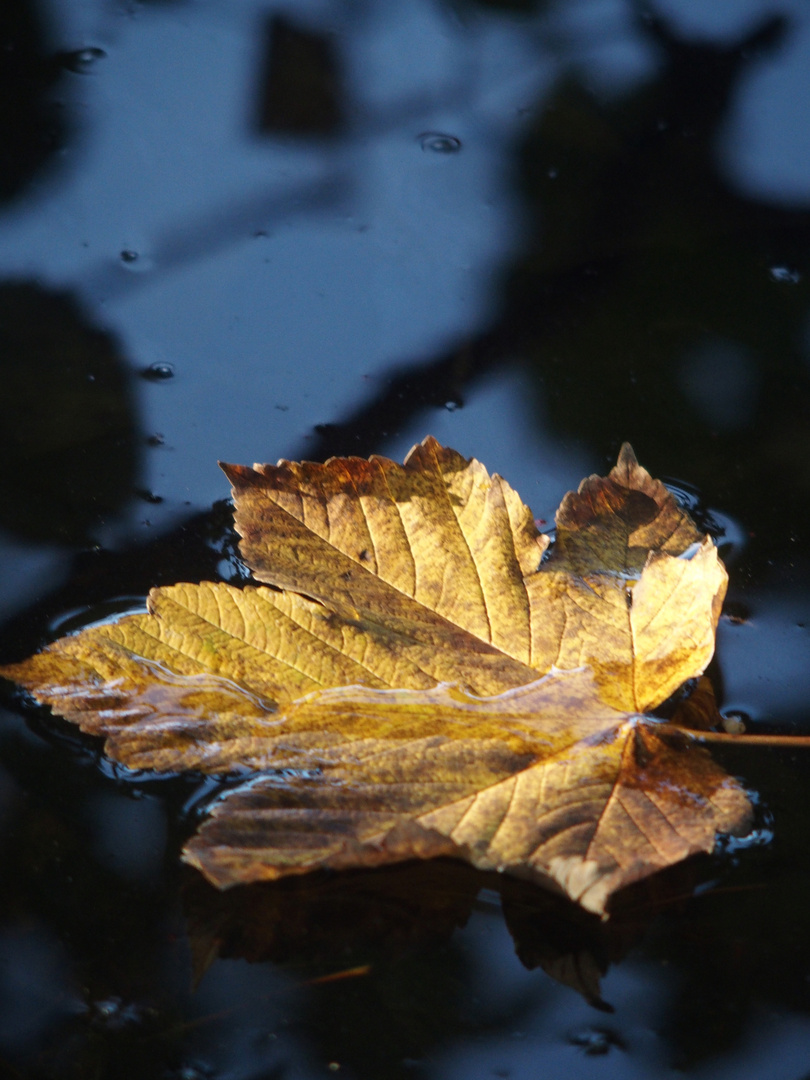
[{"left": 0, "top": 439, "right": 751, "bottom": 915}]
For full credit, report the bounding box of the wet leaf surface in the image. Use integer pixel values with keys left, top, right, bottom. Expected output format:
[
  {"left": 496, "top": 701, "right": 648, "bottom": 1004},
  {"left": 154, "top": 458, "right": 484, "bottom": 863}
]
[{"left": 1, "top": 441, "right": 750, "bottom": 914}]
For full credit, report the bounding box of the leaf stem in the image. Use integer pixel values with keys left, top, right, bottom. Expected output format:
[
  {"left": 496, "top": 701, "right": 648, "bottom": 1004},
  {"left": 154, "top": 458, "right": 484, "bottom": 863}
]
[{"left": 663, "top": 725, "right": 810, "bottom": 748}]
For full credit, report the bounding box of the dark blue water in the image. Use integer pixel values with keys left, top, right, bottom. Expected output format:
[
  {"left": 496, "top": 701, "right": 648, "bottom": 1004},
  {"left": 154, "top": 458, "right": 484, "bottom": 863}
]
[{"left": 2, "top": 1, "right": 810, "bottom": 1077}]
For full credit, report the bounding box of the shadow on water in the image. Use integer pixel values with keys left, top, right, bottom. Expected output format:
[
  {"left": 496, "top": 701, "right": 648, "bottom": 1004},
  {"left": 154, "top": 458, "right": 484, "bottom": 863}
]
[
  {"left": 0, "top": 0, "right": 69, "bottom": 203},
  {"left": 2, "top": 0, "right": 810, "bottom": 1077},
  {"left": 0, "top": 282, "right": 140, "bottom": 545}
]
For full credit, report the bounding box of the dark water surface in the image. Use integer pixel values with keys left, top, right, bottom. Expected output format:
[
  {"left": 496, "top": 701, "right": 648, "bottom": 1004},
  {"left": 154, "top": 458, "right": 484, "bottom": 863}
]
[{"left": 2, "top": 1, "right": 810, "bottom": 1077}]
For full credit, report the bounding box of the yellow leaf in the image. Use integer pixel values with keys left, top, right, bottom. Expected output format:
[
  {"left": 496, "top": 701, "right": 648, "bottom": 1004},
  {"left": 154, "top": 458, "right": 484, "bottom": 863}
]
[
  {"left": 223, "top": 437, "right": 726, "bottom": 711},
  {"left": 0, "top": 439, "right": 746, "bottom": 914}
]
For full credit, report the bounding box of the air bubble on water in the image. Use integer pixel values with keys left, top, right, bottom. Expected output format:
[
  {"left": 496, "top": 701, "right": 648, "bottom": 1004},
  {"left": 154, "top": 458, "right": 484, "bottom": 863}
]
[
  {"left": 721, "top": 712, "right": 746, "bottom": 735},
  {"left": 63, "top": 47, "right": 106, "bottom": 73},
  {"left": 120, "top": 249, "right": 154, "bottom": 273},
  {"left": 141, "top": 362, "right": 175, "bottom": 381},
  {"left": 769, "top": 266, "right": 802, "bottom": 284},
  {"left": 168, "top": 1063, "right": 216, "bottom": 1080},
  {"left": 90, "top": 996, "right": 148, "bottom": 1031},
  {"left": 418, "top": 132, "right": 462, "bottom": 154},
  {"left": 568, "top": 1027, "right": 623, "bottom": 1055}
]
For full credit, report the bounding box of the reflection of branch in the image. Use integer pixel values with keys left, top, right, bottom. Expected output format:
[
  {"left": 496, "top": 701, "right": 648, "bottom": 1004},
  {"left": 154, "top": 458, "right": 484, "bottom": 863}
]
[
  {"left": 298, "top": 324, "right": 511, "bottom": 461},
  {"left": 75, "top": 175, "right": 349, "bottom": 303},
  {"left": 296, "top": 246, "right": 631, "bottom": 462},
  {"left": 3, "top": 8, "right": 809, "bottom": 654},
  {"left": 71, "top": 8, "right": 488, "bottom": 308},
  {"left": 300, "top": 10, "right": 810, "bottom": 470}
]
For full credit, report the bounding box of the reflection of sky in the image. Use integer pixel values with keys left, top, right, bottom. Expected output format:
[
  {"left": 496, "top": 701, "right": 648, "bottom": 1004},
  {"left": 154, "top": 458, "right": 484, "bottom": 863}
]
[
  {"left": 652, "top": 0, "right": 810, "bottom": 204},
  {"left": 0, "top": 0, "right": 807, "bottom": 535},
  {"left": 0, "top": 924, "right": 74, "bottom": 1053},
  {"left": 192, "top": 955, "right": 303, "bottom": 1078},
  {"left": 0, "top": 533, "right": 70, "bottom": 622},
  {"left": 0, "top": 0, "right": 551, "bottom": 523},
  {"left": 440, "top": 904, "right": 810, "bottom": 1080},
  {"left": 2, "top": 4, "right": 810, "bottom": 1077},
  {"left": 721, "top": 6, "right": 810, "bottom": 204},
  {"left": 718, "top": 591, "right": 810, "bottom": 723},
  {"left": 387, "top": 369, "right": 593, "bottom": 523}
]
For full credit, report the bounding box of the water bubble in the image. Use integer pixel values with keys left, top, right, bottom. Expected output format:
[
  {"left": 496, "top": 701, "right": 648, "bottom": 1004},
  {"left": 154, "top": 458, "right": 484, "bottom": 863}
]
[
  {"left": 418, "top": 132, "right": 462, "bottom": 154},
  {"left": 90, "top": 996, "right": 149, "bottom": 1031},
  {"left": 120, "top": 249, "right": 154, "bottom": 273},
  {"left": 62, "top": 47, "right": 106, "bottom": 74},
  {"left": 141, "top": 362, "right": 175, "bottom": 381},
  {"left": 167, "top": 1063, "right": 215, "bottom": 1080},
  {"left": 444, "top": 400, "right": 461, "bottom": 412},
  {"left": 769, "top": 265, "right": 802, "bottom": 284},
  {"left": 568, "top": 1027, "right": 623, "bottom": 1055},
  {"left": 721, "top": 712, "right": 746, "bottom": 735}
]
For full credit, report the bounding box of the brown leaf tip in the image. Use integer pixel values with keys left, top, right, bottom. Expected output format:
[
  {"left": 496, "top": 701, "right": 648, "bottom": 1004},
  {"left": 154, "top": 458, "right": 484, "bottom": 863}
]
[
  {"left": 616, "top": 442, "right": 639, "bottom": 474},
  {"left": 608, "top": 443, "right": 651, "bottom": 493},
  {"left": 219, "top": 461, "right": 255, "bottom": 489},
  {"left": 402, "top": 434, "right": 470, "bottom": 474}
]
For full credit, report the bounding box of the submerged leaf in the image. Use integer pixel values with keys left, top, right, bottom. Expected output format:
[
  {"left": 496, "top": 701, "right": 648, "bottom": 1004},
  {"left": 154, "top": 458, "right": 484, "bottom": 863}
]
[{"left": 0, "top": 439, "right": 748, "bottom": 914}]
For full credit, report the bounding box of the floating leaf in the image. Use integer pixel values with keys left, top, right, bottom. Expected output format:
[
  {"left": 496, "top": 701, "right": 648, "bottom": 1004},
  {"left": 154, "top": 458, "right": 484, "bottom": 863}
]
[{"left": 0, "top": 439, "right": 750, "bottom": 915}]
